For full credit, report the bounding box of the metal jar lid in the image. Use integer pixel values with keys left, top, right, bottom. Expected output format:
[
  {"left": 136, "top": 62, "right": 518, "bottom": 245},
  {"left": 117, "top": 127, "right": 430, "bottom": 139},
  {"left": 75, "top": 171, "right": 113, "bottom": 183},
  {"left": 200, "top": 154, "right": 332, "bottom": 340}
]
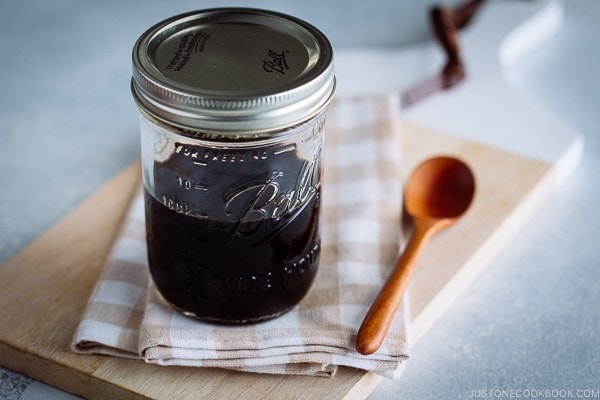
[{"left": 131, "top": 8, "right": 335, "bottom": 135}]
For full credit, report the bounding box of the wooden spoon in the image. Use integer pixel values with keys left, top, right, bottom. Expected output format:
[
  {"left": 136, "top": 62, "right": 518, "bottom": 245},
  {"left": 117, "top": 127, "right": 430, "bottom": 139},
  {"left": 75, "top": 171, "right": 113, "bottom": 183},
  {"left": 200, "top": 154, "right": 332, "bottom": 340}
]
[{"left": 355, "top": 156, "right": 476, "bottom": 355}]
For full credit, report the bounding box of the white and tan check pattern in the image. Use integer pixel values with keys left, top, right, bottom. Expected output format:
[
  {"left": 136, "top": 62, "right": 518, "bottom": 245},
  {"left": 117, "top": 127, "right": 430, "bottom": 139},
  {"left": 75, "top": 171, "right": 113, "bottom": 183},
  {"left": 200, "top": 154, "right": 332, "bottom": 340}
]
[{"left": 72, "top": 95, "right": 409, "bottom": 378}]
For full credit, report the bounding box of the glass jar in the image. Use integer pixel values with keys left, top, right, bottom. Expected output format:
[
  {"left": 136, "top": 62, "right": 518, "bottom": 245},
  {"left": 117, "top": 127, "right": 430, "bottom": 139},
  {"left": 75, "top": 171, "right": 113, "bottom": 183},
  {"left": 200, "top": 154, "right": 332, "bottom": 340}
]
[{"left": 131, "top": 8, "right": 335, "bottom": 323}]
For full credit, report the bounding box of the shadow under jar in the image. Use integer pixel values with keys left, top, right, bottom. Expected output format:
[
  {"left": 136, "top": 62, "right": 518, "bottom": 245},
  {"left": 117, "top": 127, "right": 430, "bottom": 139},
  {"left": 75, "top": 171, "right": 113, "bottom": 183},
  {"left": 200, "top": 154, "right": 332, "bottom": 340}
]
[{"left": 131, "top": 8, "right": 335, "bottom": 323}]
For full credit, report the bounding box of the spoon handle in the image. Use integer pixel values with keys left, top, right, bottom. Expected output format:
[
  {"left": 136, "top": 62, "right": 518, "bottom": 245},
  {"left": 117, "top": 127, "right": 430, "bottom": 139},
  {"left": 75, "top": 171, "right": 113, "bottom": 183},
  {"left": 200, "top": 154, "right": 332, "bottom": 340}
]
[{"left": 355, "top": 221, "right": 434, "bottom": 355}]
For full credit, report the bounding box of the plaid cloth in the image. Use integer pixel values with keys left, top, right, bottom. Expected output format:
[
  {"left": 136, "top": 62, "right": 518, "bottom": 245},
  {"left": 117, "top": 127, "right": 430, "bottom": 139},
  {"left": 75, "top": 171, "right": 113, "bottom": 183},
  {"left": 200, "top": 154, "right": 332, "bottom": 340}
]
[{"left": 72, "top": 95, "right": 410, "bottom": 378}]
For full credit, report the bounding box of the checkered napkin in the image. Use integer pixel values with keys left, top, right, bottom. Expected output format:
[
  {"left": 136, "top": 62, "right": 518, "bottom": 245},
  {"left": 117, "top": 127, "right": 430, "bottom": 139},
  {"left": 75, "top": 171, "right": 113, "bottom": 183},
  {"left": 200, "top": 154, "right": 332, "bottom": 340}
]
[{"left": 72, "top": 95, "right": 410, "bottom": 378}]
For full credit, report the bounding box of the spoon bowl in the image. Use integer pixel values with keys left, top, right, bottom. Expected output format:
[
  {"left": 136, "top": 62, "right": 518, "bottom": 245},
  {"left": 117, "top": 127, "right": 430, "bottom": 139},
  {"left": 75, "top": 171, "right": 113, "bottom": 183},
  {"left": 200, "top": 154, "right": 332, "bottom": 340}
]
[
  {"left": 355, "top": 156, "right": 475, "bottom": 355},
  {"left": 406, "top": 156, "right": 475, "bottom": 219}
]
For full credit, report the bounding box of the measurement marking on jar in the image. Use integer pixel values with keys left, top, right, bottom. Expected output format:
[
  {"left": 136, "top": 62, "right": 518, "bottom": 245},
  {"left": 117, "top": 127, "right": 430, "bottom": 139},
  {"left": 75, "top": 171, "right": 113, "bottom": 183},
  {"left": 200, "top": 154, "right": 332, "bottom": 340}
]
[
  {"left": 274, "top": 144, "right": 296, "bottom": 155},
  {"left": 177, "top": 176, "right": 208, "bottom": 191},
  {"left": 162, "top": 195, "right": 191, "bottom": 215},
  {"left": 193, "top": 161, "right": 207, "bottom": 166},
  {"left": 189, "top": 211, "right": 209, "bottom": 219},
  {"left": 162, "top": 195, "right": 209, "bottom": 218}
]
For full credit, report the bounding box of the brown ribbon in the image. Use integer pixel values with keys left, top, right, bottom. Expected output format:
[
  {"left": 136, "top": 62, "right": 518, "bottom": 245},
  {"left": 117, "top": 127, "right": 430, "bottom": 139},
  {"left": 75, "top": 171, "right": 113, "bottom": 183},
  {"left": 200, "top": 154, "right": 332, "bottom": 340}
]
[{"left": 402, "top": 0, "right": 486, "bottom": 107}]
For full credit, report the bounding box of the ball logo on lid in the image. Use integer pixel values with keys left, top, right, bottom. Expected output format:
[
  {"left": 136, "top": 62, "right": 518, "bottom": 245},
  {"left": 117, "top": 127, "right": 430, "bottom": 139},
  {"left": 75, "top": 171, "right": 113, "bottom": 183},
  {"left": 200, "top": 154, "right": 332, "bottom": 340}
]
[{"left": 263, "top": 49, "right": 290, "bottom": 75}]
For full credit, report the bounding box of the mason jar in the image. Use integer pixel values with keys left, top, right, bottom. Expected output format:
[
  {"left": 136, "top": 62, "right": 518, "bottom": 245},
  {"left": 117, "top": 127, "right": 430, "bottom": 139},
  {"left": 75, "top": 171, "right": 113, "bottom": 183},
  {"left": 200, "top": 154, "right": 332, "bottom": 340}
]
[{"left": 131, "top": 8, "right": 335, "bottom": 323}]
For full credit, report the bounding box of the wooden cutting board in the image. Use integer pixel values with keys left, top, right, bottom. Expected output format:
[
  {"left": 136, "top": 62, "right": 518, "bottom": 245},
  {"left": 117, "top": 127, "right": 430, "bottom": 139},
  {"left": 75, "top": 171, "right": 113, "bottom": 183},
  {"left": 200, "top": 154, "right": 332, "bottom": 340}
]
[{"left": 0, "top": 122, "right": 563, "bottom": 400}]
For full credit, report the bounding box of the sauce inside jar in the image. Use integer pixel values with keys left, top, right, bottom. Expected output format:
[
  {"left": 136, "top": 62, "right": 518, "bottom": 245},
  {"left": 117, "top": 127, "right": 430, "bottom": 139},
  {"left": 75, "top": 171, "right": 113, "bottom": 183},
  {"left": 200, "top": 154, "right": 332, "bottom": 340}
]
[{"left": 145, "top": 139, "right": 322, "bottom": 323}]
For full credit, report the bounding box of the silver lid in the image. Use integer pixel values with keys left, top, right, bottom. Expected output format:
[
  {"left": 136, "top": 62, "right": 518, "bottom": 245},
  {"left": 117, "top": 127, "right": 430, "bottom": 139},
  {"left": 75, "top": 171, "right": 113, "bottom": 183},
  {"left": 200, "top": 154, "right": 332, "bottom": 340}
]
[{"left": 132, "top": 8, "right": 335, "bottom": 134}]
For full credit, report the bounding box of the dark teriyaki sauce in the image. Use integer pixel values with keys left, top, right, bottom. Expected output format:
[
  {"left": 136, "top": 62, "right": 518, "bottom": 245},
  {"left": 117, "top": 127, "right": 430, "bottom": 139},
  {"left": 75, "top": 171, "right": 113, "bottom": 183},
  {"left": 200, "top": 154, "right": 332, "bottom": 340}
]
[{"left": 144, "top": 141, "right": 322, "bottom": 323}]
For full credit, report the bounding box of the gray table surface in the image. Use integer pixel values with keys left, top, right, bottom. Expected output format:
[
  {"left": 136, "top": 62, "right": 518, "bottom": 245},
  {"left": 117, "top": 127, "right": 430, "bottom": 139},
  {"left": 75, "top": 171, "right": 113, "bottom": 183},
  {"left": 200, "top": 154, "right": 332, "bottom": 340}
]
[{"left": 1, "top": 1, "right": 599, "bottom": 399}]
